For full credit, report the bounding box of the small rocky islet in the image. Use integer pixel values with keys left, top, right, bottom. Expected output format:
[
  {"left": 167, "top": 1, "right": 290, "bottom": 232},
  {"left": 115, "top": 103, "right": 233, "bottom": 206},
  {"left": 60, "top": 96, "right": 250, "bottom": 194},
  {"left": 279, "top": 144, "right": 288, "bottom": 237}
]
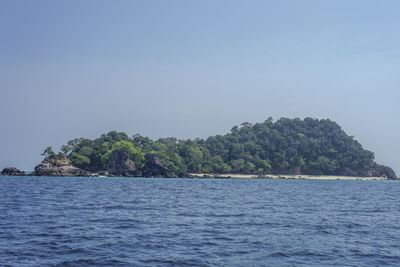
[
  {"left": 1, "top": 167, "right": 26, "bottom": 176},
  {"left": 1, "top": 118, "right": 398, "bottom": 179}
]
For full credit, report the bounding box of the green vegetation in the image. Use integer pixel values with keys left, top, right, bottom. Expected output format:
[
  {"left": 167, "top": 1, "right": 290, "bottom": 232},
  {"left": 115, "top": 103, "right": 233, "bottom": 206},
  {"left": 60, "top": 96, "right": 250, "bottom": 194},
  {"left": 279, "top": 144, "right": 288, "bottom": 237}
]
[
  {"left": 41, "top": 146, "right": 56, "bottom": 159},
  {"left": 58, "top": 117, "right": 377, "bottom": 176}
]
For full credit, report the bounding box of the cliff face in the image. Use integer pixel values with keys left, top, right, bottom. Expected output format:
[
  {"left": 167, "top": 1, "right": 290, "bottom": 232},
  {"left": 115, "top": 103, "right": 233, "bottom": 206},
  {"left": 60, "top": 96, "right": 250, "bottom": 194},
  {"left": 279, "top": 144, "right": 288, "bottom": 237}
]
[
  {"left": 107, "top": 150, "right": 141, "bottom": 177},
  {"left": 107, "top": 151, "right": 175, "bottom": 177},
  {"left": 142, "top": 153, "right": 176, "bottom": 178},
  {"left": 34, "top": 153, "right": 89, "bottom": 177}
]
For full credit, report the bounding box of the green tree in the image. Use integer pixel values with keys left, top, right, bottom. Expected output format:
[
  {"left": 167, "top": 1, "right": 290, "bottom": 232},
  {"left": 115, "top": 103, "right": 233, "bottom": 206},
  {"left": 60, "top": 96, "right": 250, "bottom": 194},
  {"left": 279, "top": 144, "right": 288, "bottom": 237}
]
[
  {"left": 41, "top": 146, "right": 55, "bottom": 159},
  {"left": 112, "top": 140, "right": 144, "bottom": 163},
  {"left": 70, "top": 152, "right": 90, "bottom": 167},
  {"left": 61, "top": 145, "right": 70, "bottom": 155}
]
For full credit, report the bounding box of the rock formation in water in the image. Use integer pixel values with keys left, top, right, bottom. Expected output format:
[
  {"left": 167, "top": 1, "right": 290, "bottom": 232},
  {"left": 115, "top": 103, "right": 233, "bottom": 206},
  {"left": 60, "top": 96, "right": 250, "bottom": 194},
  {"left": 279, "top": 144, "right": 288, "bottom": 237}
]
[
  {"left": 340, "top": 163, "right": 397, "bottom": 179},
  {"left": 370, "top": 164, "right": 397, "bottom": 179},
  {"left": 141, "top": 153, "right": 176, "bottom": 178},
  {"left": 1, "top": 167, "right": 25, "bottom": 176},
  {"left": 107, "top": 150, "right": 141, "bottom": 177},
  {"left": 34, "top": 153, "right": 89, "bottom": 177}
]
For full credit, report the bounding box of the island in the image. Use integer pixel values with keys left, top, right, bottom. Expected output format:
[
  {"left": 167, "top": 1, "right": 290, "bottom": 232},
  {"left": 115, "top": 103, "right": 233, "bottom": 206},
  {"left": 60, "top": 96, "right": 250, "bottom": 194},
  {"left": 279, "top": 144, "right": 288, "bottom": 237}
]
[{"left": 1, "top": 117, "right": 398, "bottom": 179}]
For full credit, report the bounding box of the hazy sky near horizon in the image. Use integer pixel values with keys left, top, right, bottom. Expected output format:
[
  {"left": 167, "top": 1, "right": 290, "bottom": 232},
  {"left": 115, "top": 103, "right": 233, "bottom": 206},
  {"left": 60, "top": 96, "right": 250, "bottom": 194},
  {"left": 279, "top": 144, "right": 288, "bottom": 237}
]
[{"left": 1, "top": 0, "right": 399, "bottom": 173}]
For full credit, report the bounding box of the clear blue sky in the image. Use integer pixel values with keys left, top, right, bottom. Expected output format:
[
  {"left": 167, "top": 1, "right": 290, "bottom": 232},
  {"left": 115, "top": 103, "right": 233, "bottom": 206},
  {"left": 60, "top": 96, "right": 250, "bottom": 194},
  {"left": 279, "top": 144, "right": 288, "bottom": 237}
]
[{"left": 1, "top": 0, "right": 399, "bottom": 173}]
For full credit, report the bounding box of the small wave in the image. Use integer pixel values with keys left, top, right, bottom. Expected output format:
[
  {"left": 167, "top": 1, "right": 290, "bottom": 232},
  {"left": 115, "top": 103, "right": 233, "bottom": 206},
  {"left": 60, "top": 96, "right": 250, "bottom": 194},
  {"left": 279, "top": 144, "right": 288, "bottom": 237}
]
[
  {"left": 139, "top": 258, "right": 210, "bottom": 267},
  {"left": 214, "top": 236, "right": 234, "bottom": 241},
  {"left": 206, "top": 213, "right": 246, "bottom": 218},
  {"left": 54, "top": 258, "right": 125, "bottom": 267},
  {"left": 58, "top": 248, "right": 89, "bottom": 255},
  {"left": 269, "top": 252, "right": 289, "bottom": 257}
]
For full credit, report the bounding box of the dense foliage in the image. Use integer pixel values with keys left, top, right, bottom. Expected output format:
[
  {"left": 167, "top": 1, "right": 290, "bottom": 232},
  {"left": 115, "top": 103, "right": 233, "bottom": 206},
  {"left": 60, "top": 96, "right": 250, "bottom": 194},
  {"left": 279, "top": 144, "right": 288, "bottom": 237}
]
[{"left": 58, "top": 118, "right": 377, "bottom": 175}]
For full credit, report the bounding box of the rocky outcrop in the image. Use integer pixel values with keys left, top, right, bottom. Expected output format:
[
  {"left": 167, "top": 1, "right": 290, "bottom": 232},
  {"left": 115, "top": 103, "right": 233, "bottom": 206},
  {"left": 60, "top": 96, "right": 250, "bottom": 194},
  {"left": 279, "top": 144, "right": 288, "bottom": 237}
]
[
  {"left": 1, "top": 167, "right": 25, "bottom": 176},
  {"left": 34, "top": 153, "right": 89, "bottom": 177},
  {"left": 107, "top": 150, "right": 141, "bottom": 177},
  {"left": 141, "top": 153, "right": 176, "bottom": 178},
  {"left": 342, "top": 163, "right": 397, "bottom": 179},
  {"left": 370, "top": 164, "right": 397, "bottom": 179}
]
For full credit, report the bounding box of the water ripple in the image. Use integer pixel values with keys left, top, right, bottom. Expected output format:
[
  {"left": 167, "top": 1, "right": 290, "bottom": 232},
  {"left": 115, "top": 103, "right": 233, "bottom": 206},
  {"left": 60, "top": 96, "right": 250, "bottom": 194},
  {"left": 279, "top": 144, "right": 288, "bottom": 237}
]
[{"left": 1, "top": 177, "right": 400, "bottom": 266}]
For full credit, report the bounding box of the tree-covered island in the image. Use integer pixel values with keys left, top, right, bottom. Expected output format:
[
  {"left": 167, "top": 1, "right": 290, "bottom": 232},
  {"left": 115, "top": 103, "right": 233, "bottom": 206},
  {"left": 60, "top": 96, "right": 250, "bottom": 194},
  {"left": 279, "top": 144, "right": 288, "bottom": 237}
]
[{"left": 8, "top": 117, "right": 391, "bottom": 179}]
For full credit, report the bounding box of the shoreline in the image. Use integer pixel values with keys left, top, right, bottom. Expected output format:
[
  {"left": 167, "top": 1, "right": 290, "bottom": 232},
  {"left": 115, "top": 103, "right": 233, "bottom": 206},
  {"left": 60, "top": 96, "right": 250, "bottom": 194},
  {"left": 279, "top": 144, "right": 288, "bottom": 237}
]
[
  {"left": 1, "top": 172, "right": 398, "bottom": 180},
  {"left": 187, "top": 173, "right": 392, "bottom": 180}
]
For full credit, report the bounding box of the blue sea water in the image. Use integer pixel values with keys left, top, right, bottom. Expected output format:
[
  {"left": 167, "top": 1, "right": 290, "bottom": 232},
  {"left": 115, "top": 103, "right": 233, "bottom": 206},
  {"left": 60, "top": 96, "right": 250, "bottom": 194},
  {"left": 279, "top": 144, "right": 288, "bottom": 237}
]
[{"left": 1, "top": 177, "right": 400, "bottom": 266}]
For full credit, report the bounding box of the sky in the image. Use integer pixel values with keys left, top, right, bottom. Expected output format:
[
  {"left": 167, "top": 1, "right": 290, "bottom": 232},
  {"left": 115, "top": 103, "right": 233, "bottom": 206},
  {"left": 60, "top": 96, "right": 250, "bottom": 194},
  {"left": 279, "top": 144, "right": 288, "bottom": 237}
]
[{"left": 0, "top": 0, "right": 399, "bottom": 173}]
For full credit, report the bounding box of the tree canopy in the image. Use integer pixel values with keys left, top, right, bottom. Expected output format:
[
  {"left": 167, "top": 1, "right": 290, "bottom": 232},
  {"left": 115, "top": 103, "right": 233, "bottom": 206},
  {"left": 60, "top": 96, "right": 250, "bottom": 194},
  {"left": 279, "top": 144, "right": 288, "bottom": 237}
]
[
  {"left": 57, "top": 118, "right": 378, "bottom": 176},
  {"left": 41, "top": 146, "right": 55, "bottom": 159}
]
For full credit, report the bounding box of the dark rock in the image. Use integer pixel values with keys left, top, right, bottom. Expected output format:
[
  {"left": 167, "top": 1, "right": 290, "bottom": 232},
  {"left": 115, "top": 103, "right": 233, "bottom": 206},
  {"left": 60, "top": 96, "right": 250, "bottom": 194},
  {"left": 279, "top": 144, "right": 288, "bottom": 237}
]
[
  {"left": 370, "top": 164, "right": 397, "bottom": 179},
  {"left": 107, "top": 150, "right": 141, "bottom": 177},
  {"left": 1, "top": 167, "right": 25, "bottom": 176},
  {"left": 142, "top": 153, "right": 175, "bottom": 178},
  {"left": 34, "top": 153, "right": 89, "bottom": 177},
  {"left": 342, "top": 163, "right": 397, "bottom": 179}
]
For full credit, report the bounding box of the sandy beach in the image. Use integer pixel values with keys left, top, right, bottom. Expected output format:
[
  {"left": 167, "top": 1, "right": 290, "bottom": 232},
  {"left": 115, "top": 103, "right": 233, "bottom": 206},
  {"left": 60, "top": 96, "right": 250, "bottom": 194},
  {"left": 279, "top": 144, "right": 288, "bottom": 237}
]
[{"left": 187, "top": 173, "right": 392, "bottom": 180}]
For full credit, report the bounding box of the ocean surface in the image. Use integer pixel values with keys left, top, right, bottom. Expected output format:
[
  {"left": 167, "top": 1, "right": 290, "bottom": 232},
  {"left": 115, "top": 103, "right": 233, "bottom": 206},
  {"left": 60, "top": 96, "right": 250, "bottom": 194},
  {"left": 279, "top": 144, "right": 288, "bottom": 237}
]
[{"left": 1, "top": 177, "right": 400, "bottom": 266}]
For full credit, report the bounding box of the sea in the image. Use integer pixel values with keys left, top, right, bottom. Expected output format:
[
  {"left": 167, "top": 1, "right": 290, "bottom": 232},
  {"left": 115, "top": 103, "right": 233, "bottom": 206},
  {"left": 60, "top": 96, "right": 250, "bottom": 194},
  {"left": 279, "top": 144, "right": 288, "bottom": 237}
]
[{"left": 1, "top": 176, "right": 400, "bottom": 266}]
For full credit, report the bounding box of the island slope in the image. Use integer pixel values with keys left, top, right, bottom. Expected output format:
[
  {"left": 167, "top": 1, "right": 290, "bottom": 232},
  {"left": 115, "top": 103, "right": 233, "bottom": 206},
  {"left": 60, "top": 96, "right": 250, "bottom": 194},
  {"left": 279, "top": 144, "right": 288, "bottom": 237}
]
[{"left": 28, "top": 117, "right": 395, "bottom": 179}]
